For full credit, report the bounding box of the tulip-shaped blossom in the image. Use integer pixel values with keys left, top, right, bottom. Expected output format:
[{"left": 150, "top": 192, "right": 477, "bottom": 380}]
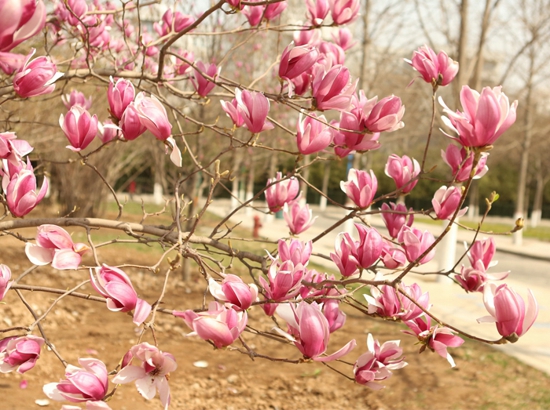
[
  {"left": 174, "top": 49, "right": 194, "bottom": 75},
  {"left": 265, "top": 1, "right": 287, "bottom": 20},
  {"left": 62, "top": 90, "right": 92, "bottom": 110},
  {"left": 353, "top": 224, "right": 383, "bottom": 270},
  {"left": 299, "top": 270, "right": 339, "bottom": 300},
  {"left": 322, "top": 295, "right": 347, "bottom": 333},
  {"left": 98, "top": 120, "right": 119, "bottom": 144},
  {"left": 440, "top": 85, "right": 518, "bottom": 147},
  {"left": 296, "top": 113, "right": 333, "bottom": 155},
  {"left": 0, "top": 132, "right": 33, "bottom": 162},
  {"left": 432, "top": 185, "right": 468, "bottom": 220},
  {"left": 242, "top": 3, "right": 265, "bottom": 26},
  {"left": 208, "top": 274, "right": 258, "bottom": 311},
  {"left": 385, "top": 154, "right": 420, "bottom": 194},
  {"left": 283, "top": 199, "right": 317, "bottom": 235},
  {"left": 478, "top": 283, "right": 538, "bottom": 342},
  {"left": 25, "top": 224, "right": 89, "bottom": 270},
  {"left": 293, "top": 26, "right": 321, "bottom": 47},
  {"left": 380, "top": 241, "right": 407, "bottom": 269},
  {"left": 340, "top": 168, "right": 377, "bottom": 209},
  {"left": 381, "top": 202, "right": 414, "bottom": 239},
  {"left": 120, "top": 103, "right": 146, "bottom": 141},
  {"left": 89, "top": 265, "right": 152, "bottom": 326},
  {"left": 234, "top": 88, "right": 273, "bottom": 133},
  {"left": 330, "top": 0, "right": 360, "bottom": 25},
  {"left": 265, "top": 172, "right": 299, "bottom": 212},
  {"left": 13, "top": 49, "right": 63, "bottom": 98},
  {"left": 441, "top": 144, "right": 488, "bottom": 182},
  {"left": 175, "top": 301, "right": 247, "bottom": 348},
  {"left": 407, "top": 45, "right": 459, "bottom": 87},
  {"left": 353, "top": 334, "right": 407, "bottom": 390},
  {"left": 191, "top": 61, "right": 218, "bottom": 97},
  {"left": 153, "top": 9, "right": 194, "bottom": 37},
  {"left": 0, "top": 264, "right": 12, "bottom": 301},
  {"left": 259, "top": 259, "right": 305, "bottom": 304},
  {"left": 0, "top": 335, "right": 44, "bottom": 374},
  {"left": 332, "top": 28, "right": 356, "bottom": 51},
  {"left": 404, "top": 316, "right": 464, "bottom": 367},
  {"left": 111, "top": 343, "right": 176, "bottom": 410},
  {"left": 455, "top": 263, "right": 508, "bottom": 293},
  {"left": 2, "top": 159, "right": 48, "bottom": 218},
  {"left": 332, "top": 117, "right": 381, "bottom": 157},
  {"left": 60, "top": 106, "right": 99, "bottom": 152},
  {"left": 278, "top": 42, "right": 319, "bottom": 82},
  {"left": 0, "top": 0, "right": 46, "bottom": 53},
  {"left": 398, "top": 226, "right": 436, "bottom": 264},
  {"left": 276, "top": 301, "right": 356, "bottom": 361},
  {"left": 134, "top": 92, "right": 172, "bottom": 140},
  {"left": 43, "top": 358, "right": 108, "bottom": 403},
  {"left": 311, "top": 64, "right": 356, "bottom": 111},
  {"left": 360, "top": 95, "right": 405, "bottom": 133},
  {"left": 467, "top": 237, "right": 496, "bottom": 271},
  {"left": 277, "top": 239, "right": 312, "bottom": 266},
  {"left": 307, "top": 0, "right": 330, "bottom": 25},
  {"left": 220, "top": 98, "right": 245, "bottom": 128},
  {"left": 330, "top": 233, "right": 359, "bottom": 277},
  {"left": 318, "top": 41, "right": 346, "bottom": 68},
  {"left": 107, "top": 78, "right": 135, "bottom": 120},
  {"left": 365, "top": 281, "right": 429, "bottom": 321}
]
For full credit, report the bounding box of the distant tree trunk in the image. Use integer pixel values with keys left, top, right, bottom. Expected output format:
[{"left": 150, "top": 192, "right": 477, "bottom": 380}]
[
  {"left": 530, "top": 160, "right": 547, "bottom": 227},
  {"left": 455, "top": 0, "right": 469, "bottom": 96},
  {"left": 320, "top": 161, "right": 331, "bottom": 211},
  {"left": 301, "top": 155, "right": 311, "bottom": 203}
]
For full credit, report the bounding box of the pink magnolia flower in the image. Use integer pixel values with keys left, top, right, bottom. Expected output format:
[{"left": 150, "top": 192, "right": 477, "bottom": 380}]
[
  {"left": 208, "top": 274, "right": 258, "bottom": 311},
  {"left": 89, "top": 265, "right": 152, "bottom": 326},
  {"left": 120, "top": 103, "right": 146, "bottom": 141},
  {"left": 340, "top": 168, "right": 377, "bottom": 209},
  {"left": 311, "top": 64, "right": 356, "bottom": 111},
  {"left": 111, "top": 343, "right": 176, "bottom": 410},
  {"left": 265, "top": 172, "right": 299, "bottom": 213},
  {"left": 353, "top": 334, "right": 407, "bottom": 390},
  {"left": 362, "top": 96, "right": 405, "bottom": 133},
  {"left": 354, "top": 224, "right": 383, "bottom": 270},
  {"left": 276, "top": 301, "right": 356, "bottom": 361},
  {"left": 332, "top": 28, "right": 356, "bottom": 51},
  {"left": 365, "top": 281, "right": 429, "bottom": 321},
  {"left": 330, "top": 233, "right": 359, "bottom": 277},
  {"left": 467, "top": 237, "right": 496, "bottom": 271},
  {"left": 405, "top": 316, "right": 464, "bottom": 367},
  {"left": 278, "top": 42, "right": 319, "bottom": 81},
  {"left": 283, "top": 199, "right": 317, "bottom": 235},
  {"left": 62, "top": 90, "right": 92, "bottom": 110},
  {"left": 174, "top": 49, "right": 194, "bottom": 75},
  {"left": 134, "top": 92, "right": 172, "bottom": 140},
  {"left": 0, "top": 0, "right": 46, "bottom": 53},
  {"left": 59, "top": 106, "right": 99, "bottom": 152},
  {"left": 25, "top": 224, "right": 89, "bottom": 270},
  {"left": 107, "top": 78, "right": 135, "bottom": 121},
  {"left": 98, "top": 120, "right": 119, "bottom": 144},
  {"left": 455, "top": 263, "right": 508, "bottom": 293},
  {"left": 293, "top": 27, "right": 321, "bottom": 47},
  {"left": 0, "top": 264, "right": 12, "bottom": 301},
  {"left": 220, "top": 98, "right": 245, "bottom": 128},
  {"left": 307, "top": 0, "right": 330, "bottom": 26},
  {"left": 290, "top": 71, "right": 312, "bottom": 96},
  {"left": 259, "top": 259, "right": 305, "bottom": 304},
  {"left": 381, "top": 202, "right": 414, "bottom": 239},
  {"left": 296, "top": 113, "right": 333, "bottom": 155},
  {"left": 432, "top": 185, "right": 468, "bottom": 220},
  {"left": 440, "top": 85, "right": 518, "bottom": 147},
  {"left": 330, "top": 0, "right": 360, "bottom": 25},
  {"left": 153, "top": 9, "right": 194, "bottom": 37},
  {"left": 317, "top": 41, "right": 346, "bottom": 68},
  {"left": 0, "top": 51, "right": 26, "bottom": 75},
  {"left": 380, "top": 240, "right": 407, "bottom": 269},
  {"left": 0, "top": 335, "right": 44, "bottom": 374},
  {"left": 322, "top": 297, "right": 346, "bottom": 333},
  {"left": 333, "top": 116, "right": 381, "bottom": 156},
  {"left": 191, "top": 61, "right": 218, "bottom": 97},
  {"left": 478, "top": 283, "right": 538, "bottom": 342},
  {"left": 385, "top": 154, "right": 420, "bottom": 194},
  {"left": 234, "top": 88, "right": 274, "bottom": 133},
  {"left": 398, "top": 226, "right": 436, "bottom": 265},
  {"left": 0, "top": 131, "right": 33, "bottom": 162},
  {"left": 299, "top": 269, "right": 338, "bottom": 300},
  {"left": 441, "top": 144, "right": 488, "bottom": 182},
  {"left": 43, "top": 358, "right": 108, "bottom": 403},
  {"left": 13, "top": 49, "right": 63, "bottom": 98},
  {"left": 2, "top": 158, "right": 48, "bottom": 218},
  {"left": 407, "top": 45, "right": 459, "bottom": 87},
  {"left": 58, "top": 0, "right": 88, "bottom": 27},
  {"left": 242, "top": 3, "right": 265, "bottom": 26},
  {"left": 277, "top": 239, "right": 312, "bottom": 266},
  {"left": 175, "top": 301, "right": 247, "bottom": 348},
  {"left": 265, "top": 1, "right": 287, "bottom": 20}
]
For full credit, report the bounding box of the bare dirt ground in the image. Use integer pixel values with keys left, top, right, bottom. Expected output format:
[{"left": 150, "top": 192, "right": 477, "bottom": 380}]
[{"left": 1, "top": 223, "right": 550, "bottom": 410}]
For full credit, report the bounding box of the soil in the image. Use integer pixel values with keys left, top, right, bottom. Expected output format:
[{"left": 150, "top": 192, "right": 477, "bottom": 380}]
[{"left": 1, "top": 231, "right": 549, "bottom": 410}]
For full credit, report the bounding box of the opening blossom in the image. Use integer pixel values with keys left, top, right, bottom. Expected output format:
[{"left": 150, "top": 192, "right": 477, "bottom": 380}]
[
  {"left": 365, "top": 281, "right": 429, "bottom": 321},
  {"left": 13, "top": 49, "right": 63, "bottom": 98},
  {"left": 398, "top": 226, "right": 436, "bottom": 265},
  {"left": 431, "top": 185, "right": 468, "bottom": 220},
  {"left": 0, "top": 264, "right": 12, "bottom": 301},
  {"left": 59, "top": 106, "right": 99, "bottom": 152},
  {"left": 381, "top": 202, "right": 414, "bottom": 239},
  {"left": 283, "top": 199, "right": 317, "bottom": 235},
  {"left": 385, "top": 154, "right": 420, "bottom": 194},
  {"left": 265, "top": 172, "right": 300, "bottom": 213},
  {"left": 340, "top": 168, "right": 377, "bottom": 209},
  {"left": 296, "top": 113, "right": 333, "bottom": 155},
  {"left": 62, "top": 90, "right": 92, "bottom": 110},
  {"left": 441, "top": 144, "right": 488, "bottom": 182},
  {"left": 134, "top": 92, "right": 172, "bottom": 141},
  {"left": 191, "top": 61, "right": 218, "bottom": 97},
  {"left": 208, "top": 274, "right": 258, "bottom": 311},
  {"left": 0, "top": 335, "right": 44, "bottom": 374},
  {"left": 407, "top": 45, "right": 459, "bottom": 87},
  {"left": 107, "top": 78, "right": 135, "bottom": 121},
  {"left": 234, "top": 88, "right": 274, "bottom": 133}
]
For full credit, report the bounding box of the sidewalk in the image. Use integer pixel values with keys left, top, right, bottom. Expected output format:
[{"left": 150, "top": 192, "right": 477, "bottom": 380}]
[{"left": 204, "top": 198, "right": 550, "bottom": 376}]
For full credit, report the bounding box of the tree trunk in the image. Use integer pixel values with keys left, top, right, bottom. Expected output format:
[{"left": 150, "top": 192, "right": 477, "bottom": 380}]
[{"left": 320, "top": 161, "right": 331, "bottom": 211}]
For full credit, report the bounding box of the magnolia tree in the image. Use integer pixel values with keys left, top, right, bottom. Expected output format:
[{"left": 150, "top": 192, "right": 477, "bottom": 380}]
[{"left": 0, "top": 0, "right": 539, "bottom": 409}]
